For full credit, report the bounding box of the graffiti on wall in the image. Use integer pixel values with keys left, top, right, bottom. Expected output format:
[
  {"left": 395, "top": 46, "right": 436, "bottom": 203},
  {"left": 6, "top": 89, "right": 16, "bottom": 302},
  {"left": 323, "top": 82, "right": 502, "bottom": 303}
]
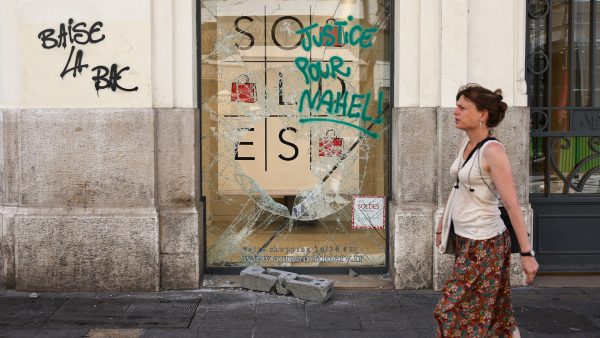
[
  {"left": 37, "top": 18, "right": 138, "bottom": 94},
  {"left": 294, "top": 16, "right": 384, "bottom": 139}
]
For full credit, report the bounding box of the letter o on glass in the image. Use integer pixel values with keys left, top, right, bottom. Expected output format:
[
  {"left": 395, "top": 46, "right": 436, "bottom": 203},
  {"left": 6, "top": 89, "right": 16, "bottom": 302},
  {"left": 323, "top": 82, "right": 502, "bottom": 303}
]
[{"left": 272, "top": 16, "right": 304, "bottom": 50}]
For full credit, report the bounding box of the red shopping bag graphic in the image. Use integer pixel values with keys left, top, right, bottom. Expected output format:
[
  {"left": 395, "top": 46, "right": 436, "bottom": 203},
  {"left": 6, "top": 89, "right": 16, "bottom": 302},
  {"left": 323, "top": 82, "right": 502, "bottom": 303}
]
[
  {"left": 321, "top": 18, "right": 344, "bottom": 47},
  {"left": 231, "top": 75, "right": 257, "bottom": 103},
  {"left": 319, "top": 130, "right": 343, "bottom": 158}
]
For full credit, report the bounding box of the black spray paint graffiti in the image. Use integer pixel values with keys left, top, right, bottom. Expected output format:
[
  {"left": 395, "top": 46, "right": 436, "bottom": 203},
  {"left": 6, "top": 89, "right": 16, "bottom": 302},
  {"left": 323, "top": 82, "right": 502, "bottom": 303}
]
[{"left": 37, "top": 18, "right": 138, "bottom": 94}]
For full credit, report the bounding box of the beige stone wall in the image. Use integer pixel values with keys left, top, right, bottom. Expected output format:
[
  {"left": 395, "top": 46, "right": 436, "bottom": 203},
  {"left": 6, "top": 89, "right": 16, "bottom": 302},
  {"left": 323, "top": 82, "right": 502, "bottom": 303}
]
[
  {"left": 391, "top": 107, "right": 436, "bottom": 289},
  {"left": 0, "top": 108, "right": 201, "bottom": 291}
]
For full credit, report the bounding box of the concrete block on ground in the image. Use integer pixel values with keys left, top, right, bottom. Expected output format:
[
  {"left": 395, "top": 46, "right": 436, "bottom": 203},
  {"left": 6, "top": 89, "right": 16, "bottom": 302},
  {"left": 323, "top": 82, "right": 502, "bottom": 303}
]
[
  {"left": 266, "top": 268, "right": 298, "bottom": 295},
  {"left": 240, "top": 266, "right": 277, "bottom": 292},
  {"left": 284, "top": 275, "right": 333, "bottom": 302}
]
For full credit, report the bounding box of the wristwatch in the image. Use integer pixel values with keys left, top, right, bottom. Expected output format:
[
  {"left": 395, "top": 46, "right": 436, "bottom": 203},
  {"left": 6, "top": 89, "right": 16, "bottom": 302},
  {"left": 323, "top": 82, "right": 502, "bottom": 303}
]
[{"left": 520, "top": 250, "right": 535, "bottom": 257}]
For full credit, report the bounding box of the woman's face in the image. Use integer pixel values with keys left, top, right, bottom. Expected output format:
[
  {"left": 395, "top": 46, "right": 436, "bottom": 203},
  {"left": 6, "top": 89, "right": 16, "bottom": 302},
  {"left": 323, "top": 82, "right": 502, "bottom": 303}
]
[{"left": 454, "top": 95, "right": 485, "bottom": 131}]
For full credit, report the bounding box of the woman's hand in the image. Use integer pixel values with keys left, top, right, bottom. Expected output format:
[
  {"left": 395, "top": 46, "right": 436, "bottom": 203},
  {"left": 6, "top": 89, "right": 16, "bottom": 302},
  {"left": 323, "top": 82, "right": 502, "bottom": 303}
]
[{"left": 521, "top": 256, "right": 539, "bottom": 284}]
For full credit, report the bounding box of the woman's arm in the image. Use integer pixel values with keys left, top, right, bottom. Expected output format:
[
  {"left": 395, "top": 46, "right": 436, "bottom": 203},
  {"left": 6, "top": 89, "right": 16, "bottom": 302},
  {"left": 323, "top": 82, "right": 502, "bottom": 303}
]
[
  {"left": 435, "top": 202, "right": 445, "bottom": 248},
  {"left": 482, "top": 142, "right": 539, "bottom": 284}
]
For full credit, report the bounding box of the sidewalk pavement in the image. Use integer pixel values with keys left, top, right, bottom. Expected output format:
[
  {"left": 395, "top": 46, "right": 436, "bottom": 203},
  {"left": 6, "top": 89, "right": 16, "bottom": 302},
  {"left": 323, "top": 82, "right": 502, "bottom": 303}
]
[{"left": 1, "top": 287, "right": 599, "bottom": 338}]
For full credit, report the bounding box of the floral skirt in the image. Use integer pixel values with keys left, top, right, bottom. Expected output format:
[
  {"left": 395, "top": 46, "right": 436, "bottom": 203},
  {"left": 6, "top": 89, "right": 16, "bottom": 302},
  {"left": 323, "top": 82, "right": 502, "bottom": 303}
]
[{"left": 434, "top": 229, "right": 517, "bottom": 337}]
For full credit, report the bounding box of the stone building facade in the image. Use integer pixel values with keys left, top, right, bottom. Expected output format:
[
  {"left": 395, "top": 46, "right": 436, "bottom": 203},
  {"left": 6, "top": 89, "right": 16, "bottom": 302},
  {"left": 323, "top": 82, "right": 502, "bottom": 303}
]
[{"left": 0, "top": 0, "right": 531, "bottom": 291}]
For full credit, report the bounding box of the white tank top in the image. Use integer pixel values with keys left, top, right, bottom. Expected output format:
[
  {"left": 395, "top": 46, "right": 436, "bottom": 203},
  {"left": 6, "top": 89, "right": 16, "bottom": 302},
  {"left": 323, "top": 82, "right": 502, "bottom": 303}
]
[{"left": 449, "top": 139, "right": 506, "bottom": 240}]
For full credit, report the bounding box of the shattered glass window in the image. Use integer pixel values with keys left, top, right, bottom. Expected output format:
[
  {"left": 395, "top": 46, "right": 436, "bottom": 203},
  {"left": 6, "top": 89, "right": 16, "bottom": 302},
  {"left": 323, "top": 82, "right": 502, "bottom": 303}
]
[{"left": 200, "top": 0, "right": 391, "bottom": 269}]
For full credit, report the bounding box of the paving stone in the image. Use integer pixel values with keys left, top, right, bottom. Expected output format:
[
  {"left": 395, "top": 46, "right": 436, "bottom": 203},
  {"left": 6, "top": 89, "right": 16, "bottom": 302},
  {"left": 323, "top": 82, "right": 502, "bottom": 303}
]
[
  {"left": 354, "top": 298, "right": 405, "bottom": 315},
  {"left": 355, "top": 306, "right": 414, "bottom": 330},
  {"left": 203, "top": 291, "right": 257, "bottom": 311},
  {"left": 361, "top": 328, "right": 435, "bottom": 338},
  {"left": 514, "top": 305, "right": 599, "bottom": 335},
  {"left": 196, "top": 329, "right": 252, "bottom": 338},
  {"left": 520, "top": 329, "right": 600, "bottom": 338},
  {"left": 308, "top": 329, "right": 366, "bottom": 338},
  {"left": 198, "top": 310, "right": 255, "bottom": 329},
  {"left": 306, "top": 290, "right": 354, "bottom": 312},
  {"left": 258, "top": 293, "right": 305, "bottom": 305},
  {"left": 254, "top": 327, "right": 308, "bottom": 338},
  {"left": 532, "top": 287, "right": 586, "bottom": 294},
  {"left": 86, "top": 329, "right": 145, "bottom": 338},
  {"left": 352, "top": 290, "right": 398, "bottom": 305},
  {"left": 0, "top": 329, "right": 41, "bottom": 338},
  {"left": 141, "top": 328, "right": 201, "bottom": 338},
  {"left": 405, "top": 310, "right": 438, "bottom": 330},
  {"left": 255, "top": 303, "right": 307, "bottom": 330},
  {"left": 307, "top": 310, "right": 360, "bottom": 330},
  {"left": 32, "top": 329, "right": 92, "bottom": 338},
  {"left": 397, "top": 293, "right": 440, "bottom": 308}
]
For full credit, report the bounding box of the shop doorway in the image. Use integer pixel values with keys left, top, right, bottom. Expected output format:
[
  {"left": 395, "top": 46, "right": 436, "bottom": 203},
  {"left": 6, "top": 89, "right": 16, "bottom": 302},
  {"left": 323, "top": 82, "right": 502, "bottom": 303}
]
[{"left": 198, "top": 0, "right": 393, "bottom": 274}]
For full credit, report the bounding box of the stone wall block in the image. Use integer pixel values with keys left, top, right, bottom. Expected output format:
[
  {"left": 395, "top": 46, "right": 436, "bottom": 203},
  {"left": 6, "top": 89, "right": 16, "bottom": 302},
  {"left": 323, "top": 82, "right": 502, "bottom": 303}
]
[
  {"left": 14, "top": 215, "right": 159, "bottom": 291},
  {"left": 0, "top": 110, "right": 4, "bottom": 204},
  {"left": 0, "top": 213, "right": 16, "bottom": 288},
  {"left": 18, "top": 109, "right": 155, "bottom": 207},
  {"left": 160, "top": 253, "right": 199, "bottom": 290},
  {"left": 393, "top": 207, "right": 434, "bottom": 289},
  {"left": 158, "top": 152, "right": 195, "bottom": 206},
  {"left": 159, "top": 210, "right": 199, "bottom": 254},
  {"left": 156, "top": 108, "right": 197, "bottom": 207},
  {"left": 393, "top": 107, "right": 437, "bottom": 202},
  {"left": 156, "top": 109, "right": 196, "bottom": 152},
  {"left": 2, "top": 110, "right": 20, "bottom": 205}
]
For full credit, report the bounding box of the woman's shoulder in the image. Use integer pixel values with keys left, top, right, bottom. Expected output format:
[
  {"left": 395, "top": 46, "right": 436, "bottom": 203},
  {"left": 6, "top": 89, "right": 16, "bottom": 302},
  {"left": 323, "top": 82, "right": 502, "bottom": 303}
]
[
  {"left": 481, "top": 139, "right": 509, "bottom": 170},
  {"left": 482, "top": 139, "right": 506, "bottom": 155}
]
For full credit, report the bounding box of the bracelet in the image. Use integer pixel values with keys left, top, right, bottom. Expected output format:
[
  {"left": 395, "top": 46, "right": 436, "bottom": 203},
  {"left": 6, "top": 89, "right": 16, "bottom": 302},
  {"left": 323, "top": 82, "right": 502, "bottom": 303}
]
[{"left": 435, "top": 232, "right": 442, "bottom": 235}]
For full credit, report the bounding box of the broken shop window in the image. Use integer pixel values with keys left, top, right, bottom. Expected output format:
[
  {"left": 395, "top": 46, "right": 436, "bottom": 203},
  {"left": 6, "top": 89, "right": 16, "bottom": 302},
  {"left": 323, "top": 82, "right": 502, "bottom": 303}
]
[{"left": 200, "top": 0, "right": 391, "bottom": 268}]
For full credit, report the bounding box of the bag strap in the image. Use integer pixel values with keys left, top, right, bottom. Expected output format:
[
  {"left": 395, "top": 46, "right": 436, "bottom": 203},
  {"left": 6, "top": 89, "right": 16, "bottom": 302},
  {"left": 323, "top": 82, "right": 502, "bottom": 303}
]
[
  {"left": 454, "top": 136, "right": 497, "bottom": 189},
  {"left": 477, "top": 139, "right": 503, "bottom": 205},
  {"left": 461, "top": 136, "right": 496, "bottom": 168}
]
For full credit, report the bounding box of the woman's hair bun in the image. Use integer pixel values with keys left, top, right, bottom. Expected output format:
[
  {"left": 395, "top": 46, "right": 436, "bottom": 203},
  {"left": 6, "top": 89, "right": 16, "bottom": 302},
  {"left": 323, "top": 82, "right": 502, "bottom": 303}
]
[{"left": 494, "top": 89, "right": 503, "bottom": 101}]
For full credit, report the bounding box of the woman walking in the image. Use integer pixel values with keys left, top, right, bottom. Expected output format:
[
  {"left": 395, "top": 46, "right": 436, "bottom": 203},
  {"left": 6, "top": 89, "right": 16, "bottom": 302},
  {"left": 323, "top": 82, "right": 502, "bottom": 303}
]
[{"left": 434, "top": 84, "right": 539, "bottom": 337}]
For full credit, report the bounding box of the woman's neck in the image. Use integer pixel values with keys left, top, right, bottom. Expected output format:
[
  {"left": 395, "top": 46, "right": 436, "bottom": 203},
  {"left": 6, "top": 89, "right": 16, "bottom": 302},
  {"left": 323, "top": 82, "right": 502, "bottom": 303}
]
[{"left": 466, "top": 128, "right": 490, "bottom": 146}]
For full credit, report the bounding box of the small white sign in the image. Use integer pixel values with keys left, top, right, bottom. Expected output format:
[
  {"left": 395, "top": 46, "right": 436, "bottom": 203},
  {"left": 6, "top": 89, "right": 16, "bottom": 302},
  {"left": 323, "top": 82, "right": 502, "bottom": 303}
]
[{"left": 352, "top": 196, "right": 386, "bottom": 229}]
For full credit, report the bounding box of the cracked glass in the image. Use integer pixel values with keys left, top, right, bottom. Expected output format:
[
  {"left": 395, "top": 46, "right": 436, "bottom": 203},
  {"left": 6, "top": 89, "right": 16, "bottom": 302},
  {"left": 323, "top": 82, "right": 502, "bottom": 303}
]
[{"left": 200, "top": 0, "right": 391, "bottom": 268}]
